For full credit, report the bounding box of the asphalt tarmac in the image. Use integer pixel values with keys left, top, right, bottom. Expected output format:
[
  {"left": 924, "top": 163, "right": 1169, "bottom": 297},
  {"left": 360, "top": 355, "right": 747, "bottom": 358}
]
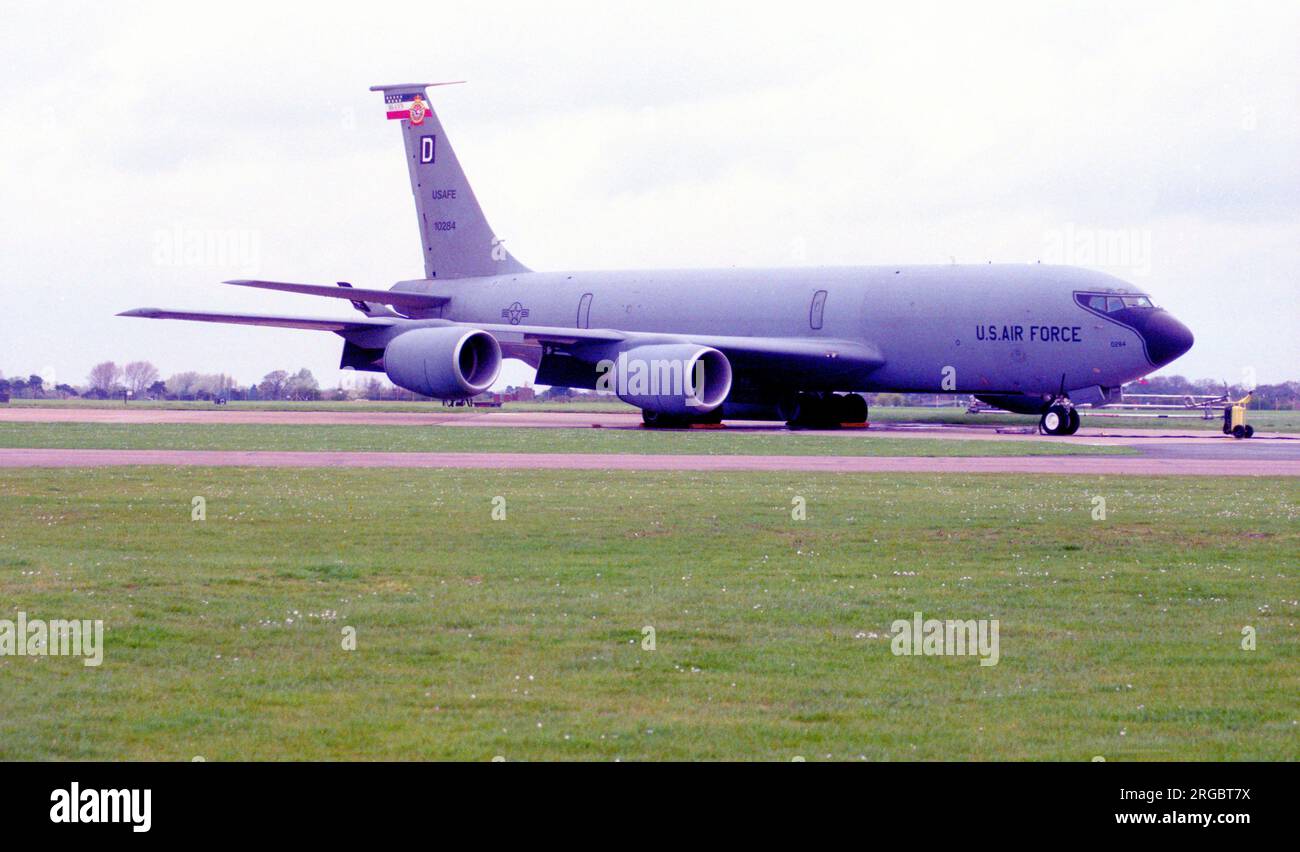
[{"left": 1, "top": 408, "right": 1296, "bottom": 475}]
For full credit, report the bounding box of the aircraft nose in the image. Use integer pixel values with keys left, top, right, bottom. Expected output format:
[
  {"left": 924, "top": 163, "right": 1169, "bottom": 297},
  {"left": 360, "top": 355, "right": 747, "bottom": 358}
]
[{"left": 1142, "top": 310, "right": 1194, "bottom": 367}]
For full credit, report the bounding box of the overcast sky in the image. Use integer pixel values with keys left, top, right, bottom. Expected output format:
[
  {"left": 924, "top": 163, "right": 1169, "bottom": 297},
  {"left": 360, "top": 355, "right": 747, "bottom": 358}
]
[{"left": 1, "top": 0, "right": 1296, "bottom": 391}]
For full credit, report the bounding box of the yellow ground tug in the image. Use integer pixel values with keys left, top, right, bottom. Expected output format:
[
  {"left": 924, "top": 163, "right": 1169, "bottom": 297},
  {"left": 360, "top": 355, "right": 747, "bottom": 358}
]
[{"left": 1222, "top": 392, "right": 1254, "bottom": 439}]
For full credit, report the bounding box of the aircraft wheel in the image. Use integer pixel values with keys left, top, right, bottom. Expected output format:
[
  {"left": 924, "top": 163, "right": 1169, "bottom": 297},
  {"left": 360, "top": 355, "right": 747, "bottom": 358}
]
[
  {"left": 1232, "top": 424, "right": 1246, "bottom": 439},
  {"left": 1040, "top": 404, "right": 1072, "bottom": 436},
  {"left": 642, "top": 410, "right": 679, "bottom": 429},
  {"left": 1063, "top": 408, "right": 1081, "bottom": 435},
  {"left": 646, "top": 408, "right": 724, "bottom": 428},
  {"left": 785, "top": 392, "right": 824, "bottom": 429},
  {"left": 1244, "top": 425, "right": 1254, "bottom": 438},
  {"left": 840, "top": 393, "right": 868, "bottom": 424}
]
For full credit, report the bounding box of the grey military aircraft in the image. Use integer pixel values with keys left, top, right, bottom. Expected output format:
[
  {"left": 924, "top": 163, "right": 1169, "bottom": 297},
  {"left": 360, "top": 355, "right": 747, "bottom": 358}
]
[{"left": 122, "top": 82, "right": 1194, "bottom": 435}]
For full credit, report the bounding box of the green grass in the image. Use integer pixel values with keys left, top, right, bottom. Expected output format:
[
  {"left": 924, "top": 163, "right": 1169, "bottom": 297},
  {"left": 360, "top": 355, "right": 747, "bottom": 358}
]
[
  {"left": 6, "top": 398, "right": 634, "bottom": 414},
  {"left": 0, "top": 422, "right": 1133, "bottom": 456},
  {"left": 0, "top": 468, "right": 1295, "bottom": 760}
]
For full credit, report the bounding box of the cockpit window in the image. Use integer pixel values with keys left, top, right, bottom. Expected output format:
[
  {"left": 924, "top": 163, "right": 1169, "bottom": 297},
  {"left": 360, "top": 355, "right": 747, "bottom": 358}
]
[{"left": 1076, "top": 292, "right": 1157, "bottom": 314}]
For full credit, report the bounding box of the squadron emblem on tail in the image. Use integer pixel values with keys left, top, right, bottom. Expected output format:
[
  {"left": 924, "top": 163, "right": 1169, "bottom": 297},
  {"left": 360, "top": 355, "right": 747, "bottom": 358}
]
[{"left": 408, "top": 94, "right": 427, "bottom": 126}]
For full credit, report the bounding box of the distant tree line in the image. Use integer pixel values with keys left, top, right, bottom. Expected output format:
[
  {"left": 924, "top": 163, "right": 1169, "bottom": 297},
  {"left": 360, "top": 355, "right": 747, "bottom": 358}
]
[
  {"left": 0, "top": 373, "right": 81, "bottom": 400},
  {"left": 2, "top": 364, "right": 1296, "bottom": 409},
  {"left": 0, "top": 362, "right": 322, "bottom": 402},
  {"left": 0, "top": 361, "right": 443, "bottom": 403},
  {"left": 1126, "top": 375, "right": 1299, "bottom": 410}
]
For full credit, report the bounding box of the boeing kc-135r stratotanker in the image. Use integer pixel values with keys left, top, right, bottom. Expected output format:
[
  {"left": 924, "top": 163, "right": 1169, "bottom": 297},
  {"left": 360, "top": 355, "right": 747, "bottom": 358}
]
[{"left": 122, "top": 82, "right": 1194, "bottom": 435}]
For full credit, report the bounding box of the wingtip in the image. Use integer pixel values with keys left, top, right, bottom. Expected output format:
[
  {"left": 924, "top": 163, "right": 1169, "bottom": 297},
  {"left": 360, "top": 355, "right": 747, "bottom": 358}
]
[{"left": 118, "top": 308, "right": 157, "bottom": 318}]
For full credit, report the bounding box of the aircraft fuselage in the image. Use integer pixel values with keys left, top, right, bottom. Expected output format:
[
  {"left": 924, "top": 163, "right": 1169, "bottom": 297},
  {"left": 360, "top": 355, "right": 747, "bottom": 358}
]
[{"left": 390, "top": 262, "right": 1192, "bottom": 408}]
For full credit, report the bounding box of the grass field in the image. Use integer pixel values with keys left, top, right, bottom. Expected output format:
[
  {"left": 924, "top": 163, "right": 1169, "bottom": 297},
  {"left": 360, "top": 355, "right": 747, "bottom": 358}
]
[
  {"left": 0, "top": 467, "right": 1294, "bottom": 760},
  {"left": 0, "top": 423, "right": 1133, "bottom": 457},
  {"left": 10, "top": 398, "right": 1298, "bottom": 433},
  {"left": 5, "top": 398, "right": 635, "bottom": 414}
]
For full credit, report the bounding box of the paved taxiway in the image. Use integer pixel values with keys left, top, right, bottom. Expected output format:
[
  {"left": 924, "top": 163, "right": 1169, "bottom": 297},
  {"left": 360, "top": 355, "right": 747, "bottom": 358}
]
[{"left": 2, "top": 407, "right": 1298, "bottom": 475}]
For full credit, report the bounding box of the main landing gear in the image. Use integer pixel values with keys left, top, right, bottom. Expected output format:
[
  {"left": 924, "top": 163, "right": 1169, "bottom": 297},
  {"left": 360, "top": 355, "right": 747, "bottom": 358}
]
[
  {"left": 785, "top": 392, "right": 868, "bottom": 430},
  {"left": 1038, "top": 400, "right": 1081, "bottom": 436},
  {"left": 641, "top": 408, "right": 724, "bottom": 428}
]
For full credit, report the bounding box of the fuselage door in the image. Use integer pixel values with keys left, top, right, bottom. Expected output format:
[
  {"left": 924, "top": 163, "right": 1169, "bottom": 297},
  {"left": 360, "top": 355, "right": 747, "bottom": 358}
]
[
  {"left": 577, "top": 292, "right": 593, "bottom": 329},
  {"left": 809, "top": 289, "right": 827, "bottom": 330}
]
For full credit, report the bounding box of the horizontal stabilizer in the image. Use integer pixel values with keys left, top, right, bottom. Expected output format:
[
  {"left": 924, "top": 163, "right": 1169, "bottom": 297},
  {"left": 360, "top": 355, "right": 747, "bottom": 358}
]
[
  {"left": 368, "top": 81, "right": 467, "bottom": 92},
  {"left": 223, "top": 280, "right": 448, "bottom": 311},
  {"left": 118, "top": 308, "right": 394, "bottom": 332}
]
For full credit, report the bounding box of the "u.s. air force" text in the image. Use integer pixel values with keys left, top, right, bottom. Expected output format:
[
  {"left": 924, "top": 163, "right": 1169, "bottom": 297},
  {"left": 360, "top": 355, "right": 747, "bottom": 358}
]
[{"left": 975, "top": 324, "right": 1081, "bottom": 343}]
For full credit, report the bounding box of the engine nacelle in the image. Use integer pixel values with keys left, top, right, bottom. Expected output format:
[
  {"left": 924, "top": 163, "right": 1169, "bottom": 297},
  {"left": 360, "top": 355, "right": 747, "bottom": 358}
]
[
  {"left": 383, "top": 327, "right": 502, "bottom": 399},
  {"left": 600, "top": 344, "right": 733, "bottom": 415}
]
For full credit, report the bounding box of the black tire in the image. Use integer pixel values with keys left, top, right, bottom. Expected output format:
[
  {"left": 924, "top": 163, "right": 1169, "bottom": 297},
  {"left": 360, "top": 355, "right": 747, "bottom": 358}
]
[
  {"left": 786, "top": 392, "right": 825, "bottom": 430},
  {"left": 1232, "top": 424, "right": 1246, "bottom": 439},
  {"left": 642, "top": 410, "right": 678, "bottom": 429},
  {"left": 840, "top": 393, "right": 868, "bottom": 424},
  {"left": 783, "top": 395, "right": 804, "bottom": 429},
  {"left": 1040, "top": 404, "right": 1071, "bottom": 436},
  {"left": 1244, "top": 425, "right": 1254, "bottom": 438},
  {"left": 1063, "top": 408, "right": 1081, "bottom": 435},
  {"left": 646, "top": 408, "right": 723, "bottom": 428}
]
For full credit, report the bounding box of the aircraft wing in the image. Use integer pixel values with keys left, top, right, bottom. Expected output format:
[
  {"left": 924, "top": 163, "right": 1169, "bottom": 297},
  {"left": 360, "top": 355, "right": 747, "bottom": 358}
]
[
  {"left": 118, "top": 308, "right": 884, "bottom": 381},
  {"left": 466, "top": 322, "right": 878, "bottom": 361},
  {"left": 464, "top": 321, "right": 884, "bottom": 382},
  {"left": 117, "top": 308, "right": 397, "bottom": 332},
  {"left": 223, "top": 279, "right": 449, "bottom": 311},
  {"left": 676, "top": 333, "right": 884, "bottom": 372}
]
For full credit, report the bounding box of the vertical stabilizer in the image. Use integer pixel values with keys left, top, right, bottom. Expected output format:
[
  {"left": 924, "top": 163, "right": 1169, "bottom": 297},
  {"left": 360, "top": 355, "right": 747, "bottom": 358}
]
[{"left": 370, "top": 82, "right": 528, "bottom": 279}]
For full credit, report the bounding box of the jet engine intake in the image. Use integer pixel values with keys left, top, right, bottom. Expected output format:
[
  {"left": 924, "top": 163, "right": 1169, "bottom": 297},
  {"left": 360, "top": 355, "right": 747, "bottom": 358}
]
[
  {"left": 602, "top": 344, "right": 733, "bottom": 414},
  {"left": 383, "top": 327, "right": 502, "bottom": 399}
]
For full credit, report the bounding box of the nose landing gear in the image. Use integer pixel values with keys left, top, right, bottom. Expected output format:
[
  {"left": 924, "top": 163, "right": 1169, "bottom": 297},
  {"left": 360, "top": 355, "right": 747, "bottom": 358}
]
[{"left": 1039, "top": 401, "right": 1081, "bottom": 436}]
